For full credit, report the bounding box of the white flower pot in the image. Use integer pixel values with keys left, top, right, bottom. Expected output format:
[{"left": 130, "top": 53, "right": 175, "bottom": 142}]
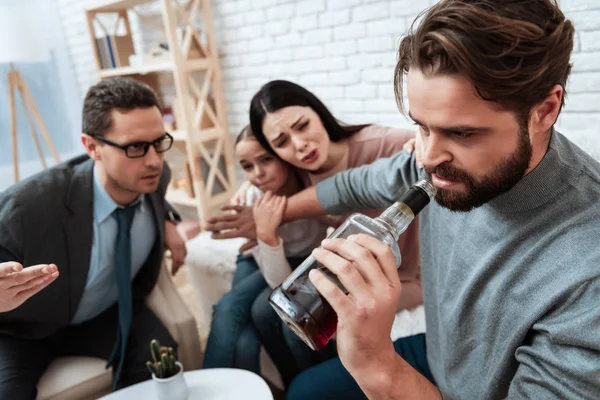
[{"left": 152, "top": 361, "right": 189, "bottom": 400}]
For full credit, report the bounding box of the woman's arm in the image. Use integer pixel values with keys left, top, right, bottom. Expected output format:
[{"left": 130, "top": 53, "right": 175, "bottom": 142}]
[
  {"left": 281, "top": 186, "right": 326, "bottom": 223},
  {"left": 206, "top": 151, "right": 420, "bottom": 238},
  {"left": 314, "top": 151, "right": 420, "bottom": 215}
]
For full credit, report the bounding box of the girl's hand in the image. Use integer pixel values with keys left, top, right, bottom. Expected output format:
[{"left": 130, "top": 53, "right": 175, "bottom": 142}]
[{"left": 253, "top": 192, "right": 287, "bottom": 247}]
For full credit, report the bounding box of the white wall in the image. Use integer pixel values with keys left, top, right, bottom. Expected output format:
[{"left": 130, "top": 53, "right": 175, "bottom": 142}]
[
  {"left": 0, "top": 0, "right": 82, "bottom": 191},
  {"left": 203, "top": 0, "right": 436, "bottom": 134},
  {"left": 55, "top": 0, "right": 600, "bottom": 161},
  {"left": 556, "top": 0, "right": 600, "bottom": 158}
]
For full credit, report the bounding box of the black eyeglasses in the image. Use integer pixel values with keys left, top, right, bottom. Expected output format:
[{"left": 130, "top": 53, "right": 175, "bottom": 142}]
[{"left": 91, "top": 132, "right": 174, "bottom": 158}]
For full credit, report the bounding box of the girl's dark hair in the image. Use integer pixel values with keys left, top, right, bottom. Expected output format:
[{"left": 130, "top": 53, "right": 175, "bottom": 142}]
[
  {"left": 395, "top": 0, "right": 574, "bottom": 127},
  {"left": 249, "top": 80, "right": 369, "bottom": 155}
]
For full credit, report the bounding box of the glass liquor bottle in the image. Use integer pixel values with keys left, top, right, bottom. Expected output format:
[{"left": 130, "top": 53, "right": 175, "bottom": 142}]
[{"left": 269, "top": 180, "right": 435, "bottom": 350}]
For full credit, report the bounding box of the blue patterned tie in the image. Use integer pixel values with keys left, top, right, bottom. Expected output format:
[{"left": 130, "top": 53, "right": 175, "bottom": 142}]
[{"left": 106, "top": 205, "right": 137, "bottom": 389}]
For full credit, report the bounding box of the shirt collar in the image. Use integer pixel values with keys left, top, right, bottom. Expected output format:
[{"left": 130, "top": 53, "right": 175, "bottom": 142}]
[{"left": 93, "top": 166, "right": 145, "bottom": 223}]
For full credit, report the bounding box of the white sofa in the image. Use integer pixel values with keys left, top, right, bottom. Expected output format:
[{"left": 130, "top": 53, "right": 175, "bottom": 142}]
[
  {"left": 36, "top": 260, "right": 203, "bottom": 400},
  {"left": 186, "top": 232, "right": 426, "bottom": 390}
]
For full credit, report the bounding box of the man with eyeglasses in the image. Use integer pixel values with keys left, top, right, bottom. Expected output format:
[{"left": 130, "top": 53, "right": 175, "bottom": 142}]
[{"left": 0, "top": 77, "right": 187, "bottom": 397}]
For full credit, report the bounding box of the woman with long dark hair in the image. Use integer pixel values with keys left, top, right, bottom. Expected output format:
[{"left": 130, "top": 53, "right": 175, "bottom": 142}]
[{"left": 207, "top": 80, "right": 421, "bottom": 386}]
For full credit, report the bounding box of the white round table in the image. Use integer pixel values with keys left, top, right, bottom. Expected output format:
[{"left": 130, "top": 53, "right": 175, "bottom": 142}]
[{"left": 99, "top": 368, "right": 274, "bottom": 400}]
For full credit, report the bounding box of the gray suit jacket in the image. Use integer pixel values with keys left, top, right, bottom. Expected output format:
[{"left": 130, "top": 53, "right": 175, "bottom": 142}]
[{"left": 0, "top": 154, "right": 173, "bottom": 339}]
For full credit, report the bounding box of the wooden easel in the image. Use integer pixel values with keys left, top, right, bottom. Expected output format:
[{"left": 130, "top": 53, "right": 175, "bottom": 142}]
[{"left": 7, "top": 64, "right": 60, "bottom": 183}]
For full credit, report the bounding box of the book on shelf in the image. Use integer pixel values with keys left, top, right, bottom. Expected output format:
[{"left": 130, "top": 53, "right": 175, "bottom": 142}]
[
  {"left": 95, "top": 34, "right": 135, "bottom": 70},
  {"left": 110, "top": 34, "right": 135, "bottom": 67},
  {"left": 96, "top": 36, "right": 112, "bottom": 69}
]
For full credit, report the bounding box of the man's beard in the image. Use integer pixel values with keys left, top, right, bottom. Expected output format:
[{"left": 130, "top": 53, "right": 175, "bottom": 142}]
[{"left": 424, "top": 130, "right": 532, "bottom": 212}]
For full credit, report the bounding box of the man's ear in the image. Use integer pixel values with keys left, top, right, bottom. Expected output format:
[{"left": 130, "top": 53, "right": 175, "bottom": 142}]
[
  {"left": 529, "top": 84, "right": 563, "bottom": 137},
  {"left": 81, "top": 134, "right": 101, "bottom": 161}
]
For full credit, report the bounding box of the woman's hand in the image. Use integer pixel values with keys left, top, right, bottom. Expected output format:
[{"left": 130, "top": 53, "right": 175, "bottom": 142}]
[
  {"left": 205, "top": 205, "right": 257, "bottom": 240},
  {"left": 402, "top": 134, "right": 423, "bottom": 168},
  {"left": 253, "top": 192, "right": 286, "bottom": 247}
]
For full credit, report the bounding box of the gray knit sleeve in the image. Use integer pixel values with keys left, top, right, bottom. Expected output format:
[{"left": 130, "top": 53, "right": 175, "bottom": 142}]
[
  {"left": 507, "top": 278, "right": 600, "bottom": 399},
  {"left": 315, "top": 151, "right": 424, "bottom": 215}
]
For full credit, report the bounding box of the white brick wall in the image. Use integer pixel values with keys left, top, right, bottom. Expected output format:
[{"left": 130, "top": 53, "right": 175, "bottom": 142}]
[
  {"left": 560, "top": 0, "right": 600, "bottom": 157},
  {"left": 55, "top": 0, "right": 599, "bottom": 159},
  {"left": 55, "top": 0, "right": 103, "bottom": 101}
]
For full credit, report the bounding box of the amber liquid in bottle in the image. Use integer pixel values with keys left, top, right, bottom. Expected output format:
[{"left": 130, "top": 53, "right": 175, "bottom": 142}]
[{"left": 269, "top": 180, "right": 435, "bottom": 350}]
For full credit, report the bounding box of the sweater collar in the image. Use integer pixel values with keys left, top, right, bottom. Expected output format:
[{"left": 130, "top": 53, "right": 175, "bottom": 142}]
[{"left": 485, "top": 130, "right": 571, "bottom": 214}]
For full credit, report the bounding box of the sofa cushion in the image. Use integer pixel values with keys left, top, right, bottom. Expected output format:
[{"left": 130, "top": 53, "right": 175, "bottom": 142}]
[{"left": 37, "top": 356, "right": 111, "bottom": 400}]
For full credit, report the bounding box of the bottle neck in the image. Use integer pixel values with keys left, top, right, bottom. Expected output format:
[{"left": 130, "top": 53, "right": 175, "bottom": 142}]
[
  {"left": 374, "top": 180, "right": 435, "bottom": 239},
  {"left": 375, "top": 202, "right": 415, "bottom": 241}
]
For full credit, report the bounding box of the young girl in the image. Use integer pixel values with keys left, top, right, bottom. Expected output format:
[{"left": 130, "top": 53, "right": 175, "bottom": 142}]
[
  {"left": 224, "top": 80, "right": 421, "bottom": 310},
  {"left": 207, "top": 80, "right": 420, "bottom": 384},
  {"left": 221, "top": 80, "right": 421, "bottom": 381},
  {"left": 202, "top": 126, "right": 327, "bottom": 380}
]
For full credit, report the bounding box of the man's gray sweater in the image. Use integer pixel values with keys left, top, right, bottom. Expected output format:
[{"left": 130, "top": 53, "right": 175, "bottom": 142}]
[{"left": 316, "top": 131, "right": 600, "bottom": 399}]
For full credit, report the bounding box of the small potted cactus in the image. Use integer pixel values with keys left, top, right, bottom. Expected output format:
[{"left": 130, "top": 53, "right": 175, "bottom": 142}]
[{"left": 146, "top": 339, "right": 188, "bottom": 400}]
